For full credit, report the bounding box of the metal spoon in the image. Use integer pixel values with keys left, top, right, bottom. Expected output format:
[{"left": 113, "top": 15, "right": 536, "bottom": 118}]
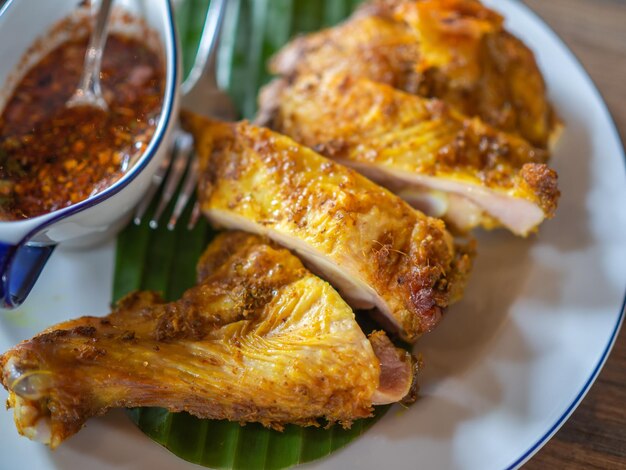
[{"left": 67, "top": 0, "right": 114, "bottom": 111}]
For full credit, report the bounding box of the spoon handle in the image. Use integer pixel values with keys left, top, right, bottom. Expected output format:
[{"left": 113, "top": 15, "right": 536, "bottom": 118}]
[{"left": 73, "top": 0, "right": 114, "bottom": 109}]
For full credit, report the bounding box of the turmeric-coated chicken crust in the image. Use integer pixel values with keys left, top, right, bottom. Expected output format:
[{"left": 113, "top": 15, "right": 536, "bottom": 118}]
[
  {"left": 262, "top": 72, "right": 559, "bottom": 235},
  {"left": 270, "top": 0, "right": 560, "bottom": 149},
  {"left": 1, "top": 233, "right": 415, "bottom": 448},
  {"left": 183, "top": 114, "right": 473, "bottom": 342}
]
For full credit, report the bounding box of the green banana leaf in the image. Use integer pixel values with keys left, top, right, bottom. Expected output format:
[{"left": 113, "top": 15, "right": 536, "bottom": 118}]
[{"left": 112, "top": 1, "right": 394, "bottom": 468}]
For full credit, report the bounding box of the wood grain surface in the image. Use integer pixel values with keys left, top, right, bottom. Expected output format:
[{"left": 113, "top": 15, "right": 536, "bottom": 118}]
[{"left": 522, "top": 1, "right": 626, "bottom": 468}]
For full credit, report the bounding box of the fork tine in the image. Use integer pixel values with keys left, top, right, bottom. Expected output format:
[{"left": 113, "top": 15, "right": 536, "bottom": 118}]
[
  {"left": 187, "top": 200, "right": 202, "bottom": 231},
  {"left": 167, "top": 157, "right": 198, "bottom": 231},
  {"left": 148, "top": 132, "right": 193, "bottom": 229},
  {"left": 133, "top": 145, "right": 173, "bottom": 225}
]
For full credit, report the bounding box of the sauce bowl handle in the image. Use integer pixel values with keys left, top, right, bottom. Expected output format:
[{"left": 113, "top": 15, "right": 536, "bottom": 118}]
[{"left": 0, "top": 242, "right": 55, "bottom": 309}]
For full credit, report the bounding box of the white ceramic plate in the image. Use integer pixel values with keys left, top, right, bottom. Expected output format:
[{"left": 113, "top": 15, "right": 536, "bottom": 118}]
[{"left": 1, "top": 1, "right": 625, "bottom": 469}]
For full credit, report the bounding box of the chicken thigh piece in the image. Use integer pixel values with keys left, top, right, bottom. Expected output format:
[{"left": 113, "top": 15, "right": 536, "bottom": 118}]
[
  {"left": 183, "top": 114, "right": 473, "bottom": 342},
  {"left": 1, "top": 232, "right": 415, "bottom": 448},
  {"left": 260, "top": 72, "right": 559, "bottom": 236}
]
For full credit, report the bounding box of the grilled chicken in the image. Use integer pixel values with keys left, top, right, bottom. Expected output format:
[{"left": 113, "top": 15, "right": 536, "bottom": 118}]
[
  {"left": 0, "top": 232, "right": 416, "bottom": 448},
  {"left": 182, "top": 114, "right": 473, "bottom": 342},
  {"left": 269, "top": 0, "right": 560, "bottom": 150},
  {"left": 260, "top": 72, "right": 559, "bottom": 236},
  {"left": 269, "top": 11, "right": 421, "bottom": 96}
]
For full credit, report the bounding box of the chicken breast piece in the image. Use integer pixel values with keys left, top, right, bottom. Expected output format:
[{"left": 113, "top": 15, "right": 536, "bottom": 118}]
[
  {"left": 1, "top": 232, "right": 415, "bottom": 448},
  {"left": 260, "top": 72, "right": 559, "bottom": 236},
  {"left": 392, "top": 0, "right": 561, "bottom": 150},
  {"left": 269, "top": 0, "right": 560, "bottom": 150},
  {"left": 182, "top": 114, "right": 473, "bottom": 342}
]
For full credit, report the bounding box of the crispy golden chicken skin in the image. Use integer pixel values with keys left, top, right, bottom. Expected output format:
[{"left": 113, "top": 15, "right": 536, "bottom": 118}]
[
  {"left": 1, "top": 232, "right": 415, "bottom": 448},
  {"left": 261, "top": 72, "right": 559, "bottom": 236},
  {"left": 269, "top": 0, "right": 560, "bottom": 149},
  {"left": 182, "top": 114, "right": 473, "bottom": 342},
  {"left": 270, "top": 12, "right": 422, "bottom": 94}
]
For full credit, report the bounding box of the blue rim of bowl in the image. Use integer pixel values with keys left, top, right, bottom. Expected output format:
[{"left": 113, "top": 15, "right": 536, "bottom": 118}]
[
  {"left": 0, "top": 0, "right": 178, "bottom": 245},
  {"left": 502, "top": 1, "right": 626, "bottom": 469}
]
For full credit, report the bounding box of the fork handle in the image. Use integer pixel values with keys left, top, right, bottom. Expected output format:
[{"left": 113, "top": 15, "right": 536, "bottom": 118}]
[{"left": 180, "top": 0, "right": 228, "bottom": 95}]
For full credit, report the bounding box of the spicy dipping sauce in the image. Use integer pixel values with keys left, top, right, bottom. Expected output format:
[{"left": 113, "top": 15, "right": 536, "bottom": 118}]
[{"left": 0, "top": 34, "right": 164, "bottom": 220}]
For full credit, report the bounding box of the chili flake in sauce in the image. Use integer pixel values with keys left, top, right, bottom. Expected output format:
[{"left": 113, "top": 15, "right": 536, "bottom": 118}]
[{"left": 0, "top": 34, "right": 164, "bottom": 220}]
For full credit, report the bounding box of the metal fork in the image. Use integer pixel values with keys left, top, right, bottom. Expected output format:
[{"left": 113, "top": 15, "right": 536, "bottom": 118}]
[{"left": 133, "top": 0, "right": 237, "bottom": 230}]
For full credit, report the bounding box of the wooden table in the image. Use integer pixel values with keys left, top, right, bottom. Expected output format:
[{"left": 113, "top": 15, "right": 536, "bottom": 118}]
[{"left": 522, "top": 1, "right": 626, "bottom": 468}]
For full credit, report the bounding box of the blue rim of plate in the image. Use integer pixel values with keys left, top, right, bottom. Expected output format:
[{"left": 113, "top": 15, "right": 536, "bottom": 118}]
[
  {"left": 502, "top": 1, "right": 626, "bottom": 468},
  {"left": 0, "top": 0, "right": 178, "bottom": 246}
]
